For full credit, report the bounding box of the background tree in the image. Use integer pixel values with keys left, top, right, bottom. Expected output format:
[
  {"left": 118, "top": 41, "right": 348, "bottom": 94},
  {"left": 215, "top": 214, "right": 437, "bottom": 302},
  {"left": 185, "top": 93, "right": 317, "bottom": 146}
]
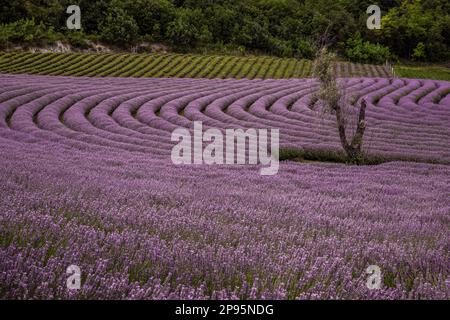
[
  {"left": 166, "top": 7, "right": 212, "bottom": 48},
  {"left": 122, "top": 0, "right": 175, "bottom": 42},
  {"left": 379, "top": 0, "right": 450, "bottom": 61},
  {"left": 99, "top": 7, "right": 139, "bottom": 46},
  {"left": 314, "top": 47, "right": 368, "bottom": 164},
  {"left": 0, "top": 0, "right": 448, "bottom": 61}
]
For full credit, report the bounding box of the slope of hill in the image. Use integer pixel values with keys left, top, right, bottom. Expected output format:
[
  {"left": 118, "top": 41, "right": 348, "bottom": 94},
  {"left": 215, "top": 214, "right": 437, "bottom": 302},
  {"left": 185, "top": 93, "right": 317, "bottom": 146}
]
[{"left": 0, "top": 52, "right": 393, "bottom": 79}]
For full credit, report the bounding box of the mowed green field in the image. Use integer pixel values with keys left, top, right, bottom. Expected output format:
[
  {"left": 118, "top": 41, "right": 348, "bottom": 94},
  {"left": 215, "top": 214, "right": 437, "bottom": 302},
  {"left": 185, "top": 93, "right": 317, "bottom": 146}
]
[
  {"left": 395, "top": 65, "right": 450, "bottom": 81},
  {"left": 0, "top": 52, "right": 394, "bottom": 79}
]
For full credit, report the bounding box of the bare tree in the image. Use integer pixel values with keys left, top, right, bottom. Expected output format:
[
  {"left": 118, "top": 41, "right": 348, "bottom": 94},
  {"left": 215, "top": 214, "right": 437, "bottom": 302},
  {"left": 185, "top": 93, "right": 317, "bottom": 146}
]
[{"left": 314, "top": 47, "right": 367, "bottom": 164}]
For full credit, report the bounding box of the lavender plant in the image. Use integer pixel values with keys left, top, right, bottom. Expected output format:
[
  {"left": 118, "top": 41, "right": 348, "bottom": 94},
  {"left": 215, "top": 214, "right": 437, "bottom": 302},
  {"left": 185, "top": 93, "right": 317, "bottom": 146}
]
[{"left": 0, "top": 74, "right": 448, "bottom": 299}]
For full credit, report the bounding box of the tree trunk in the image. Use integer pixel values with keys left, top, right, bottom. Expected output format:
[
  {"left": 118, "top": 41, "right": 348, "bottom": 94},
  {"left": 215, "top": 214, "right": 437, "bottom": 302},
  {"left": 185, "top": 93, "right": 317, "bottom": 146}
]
[
  {"left": 350, "top": 99, "right": 367, "bottom": 151},
  {"left": 334, "top": 99, "right": 367, "bottom": 164}
]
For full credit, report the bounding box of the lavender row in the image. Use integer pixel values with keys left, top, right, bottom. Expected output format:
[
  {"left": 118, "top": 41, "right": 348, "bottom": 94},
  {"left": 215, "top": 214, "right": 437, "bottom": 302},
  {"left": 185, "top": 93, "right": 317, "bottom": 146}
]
[
  {"left": 0, "top": 139, "right": 448, "bottom": 299},
  {"left": 0, "top": 75, "right": 448, "bottom": 162}
]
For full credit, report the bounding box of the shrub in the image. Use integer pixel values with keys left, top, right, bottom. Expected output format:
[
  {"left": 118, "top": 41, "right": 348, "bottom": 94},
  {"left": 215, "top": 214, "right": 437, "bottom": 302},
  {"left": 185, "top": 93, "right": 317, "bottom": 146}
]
[
  {"left": 296, "top": 39, "right": 315, "bottom": 60},
  {"left": 268, "top": 38, "right": 293, "bottom": 57},
  {"left": 425, "top": 41, "right": 450, "bottom": 62},
  {"left": 344, "top": 34, "right": 392, "bottom": 65},
  {"left": 99, "top": 7, "right": 139, "bottom": 47},
  {"left": 166, "top": 8, "right": 212, "bottom": 48},
  {"left": 66, "top": 31, "right": 89, "bottom": 49},
  {"left": 279, "top": 148, "right": 348, "bottom": 163},
  {"left": 0, "top": 19, "right": 60, "bottom": 49},
  {"left": 412, "top": 42, "right": 426, "bottom": 61},
  {"left": 123, "top": 0, "right": 175, "bottom": 41}
]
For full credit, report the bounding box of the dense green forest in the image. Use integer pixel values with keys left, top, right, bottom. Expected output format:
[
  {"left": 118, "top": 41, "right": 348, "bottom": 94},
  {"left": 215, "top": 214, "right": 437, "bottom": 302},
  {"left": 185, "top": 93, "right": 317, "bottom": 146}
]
[{"left": 1, "top": 0, "right": 449, "bottom": 64}]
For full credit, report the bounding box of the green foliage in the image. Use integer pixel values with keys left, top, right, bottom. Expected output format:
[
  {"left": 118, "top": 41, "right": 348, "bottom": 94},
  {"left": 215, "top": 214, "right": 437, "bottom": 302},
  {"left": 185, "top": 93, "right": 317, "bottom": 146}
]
[
  {"left": 296, "top": 39, "right": 315, "bottom": 60},
  {"left": 0, "top": 0, "right": 70, "bottom": 29},
  {"left": 412, "top": 42, "right": 426, "bottom": 61},
  {"left": 267, "top": 38, "right": 293, "bottom": 57},
  {"left": 167, "top": 8, "right": 212, "bottom": 48},
  {"left": 66, "top": 31, "right": 89, "bottom": 49},
  {"left": 0, "top": 19, "right": 60, "bottom": 49},
  {"left": 99, "top": 7, "right": 139, "bottom": 46},
  {"left": 279, "top": 148, "right": 381, "bottom": 165},
  {"left": 232, "top": 16, "right": 270, "bottom": 51},
  {"left": 0, "top": 0, "right": 448, "bottom": 62},
  {"left": 379, "top": 0, "right": 450, "bottom": 62},
  {"left": 76, "top": 0, "right": 113, "bottom": 33},
  {"left": 279, "top": 148, "right": 347, "bottom": 163},
  {"left": 344, "top": 34, "right": 392, "bottom": 64},
  {"left": 279, "top": 147, "right": 449, "bottom": 165},
  {"left": 122, "top": 0, "right": 175, "bottom": 41}
]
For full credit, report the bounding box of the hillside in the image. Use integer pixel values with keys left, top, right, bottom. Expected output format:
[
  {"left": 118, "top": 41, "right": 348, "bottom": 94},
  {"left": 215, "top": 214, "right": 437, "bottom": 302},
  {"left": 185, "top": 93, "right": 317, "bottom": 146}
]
[{"left": 0, "top": 52, "right": 393, "bottom": 79}]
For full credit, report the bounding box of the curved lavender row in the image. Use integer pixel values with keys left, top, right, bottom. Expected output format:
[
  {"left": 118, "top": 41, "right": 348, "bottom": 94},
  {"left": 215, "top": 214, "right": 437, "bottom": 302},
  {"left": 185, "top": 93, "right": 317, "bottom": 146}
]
[
  {"left": 0, "top": 75, "right": 448, "bottom": 162},
  {"left": 0, "top": 74, "right": 448, "bottom": 300},
  {"left": 0, "top": 136, "right": 448, "bottom": 300}
]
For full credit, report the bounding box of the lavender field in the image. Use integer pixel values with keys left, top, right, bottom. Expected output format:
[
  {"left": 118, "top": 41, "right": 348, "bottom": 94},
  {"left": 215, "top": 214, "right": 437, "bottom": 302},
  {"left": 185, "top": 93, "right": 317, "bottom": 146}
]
[{"left": 0, "top": 74, "right": 449, "bottom": 299}]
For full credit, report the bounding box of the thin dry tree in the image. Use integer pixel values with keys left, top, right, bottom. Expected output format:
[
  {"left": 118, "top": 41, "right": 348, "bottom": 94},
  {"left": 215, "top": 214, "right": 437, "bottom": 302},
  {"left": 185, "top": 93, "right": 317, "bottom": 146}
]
[{"left": 314, "top": 47, "right": 368, "bottom": 164}]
